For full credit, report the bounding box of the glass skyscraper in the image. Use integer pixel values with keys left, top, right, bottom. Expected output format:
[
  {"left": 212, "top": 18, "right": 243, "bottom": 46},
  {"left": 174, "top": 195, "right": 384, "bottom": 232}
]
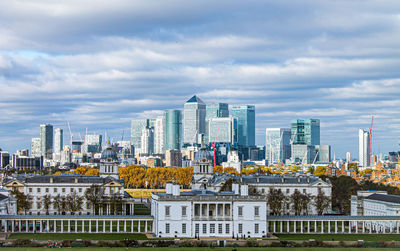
[
  {"left": 131, "top": 119, "right": 150, "bottom": 154},
  {"left": 205, "top": 103, "right": 229, "bottom": 143},
  {"left": 165, "top": 109, "right": 182, "bottom": 150},
  {"left": 183, "top": 95, "right": 206, "bottom": 145},
  {"left": 54, "top": 128, "right": 63, "bottom": 154},
  {"left": 208, "top": 117, "right": 237, "bottom": 144},
  {"left": 231, "top": 105, "right": 255, "bottom": 146},
  {"left": 265, "top": 128, "right": 291, "bottom": 163},
  {"left": 40, "top": 124, "right": 53, "bottom": 159},
  {"left": 359, "top": 129, "right": 371, "bottom": 167},
  {"left": 290, "top": 119, "right": 320, "bottom": 146}
]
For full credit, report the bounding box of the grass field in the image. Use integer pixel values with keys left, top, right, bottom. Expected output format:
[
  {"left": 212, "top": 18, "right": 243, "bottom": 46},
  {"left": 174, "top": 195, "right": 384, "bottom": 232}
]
[
  {"left": 0, "top": 248, "right": 399, "bottom": 251},
  {"left": 8, "top": 233, "right": 148, "bottom": 240},
  {"left": 276, "top": 233, "right": 400, "bottom": 241}
]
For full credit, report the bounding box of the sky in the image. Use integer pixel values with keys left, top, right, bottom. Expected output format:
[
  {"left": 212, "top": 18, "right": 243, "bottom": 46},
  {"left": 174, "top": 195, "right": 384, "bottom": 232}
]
[{"left": 1, "top": 0, "right": 400, "bottom": 158}]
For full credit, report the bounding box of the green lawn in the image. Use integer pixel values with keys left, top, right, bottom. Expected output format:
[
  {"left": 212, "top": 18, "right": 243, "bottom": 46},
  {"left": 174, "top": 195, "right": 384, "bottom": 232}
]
[
  {"left": 277, "top": 233, "right": 400, "bottom": 241},
  {"left": 8, "top": 233, "right": 148, "bottom": 240},
  {"left": 0, "top": 248, "right": 398, "bottom": 251}
]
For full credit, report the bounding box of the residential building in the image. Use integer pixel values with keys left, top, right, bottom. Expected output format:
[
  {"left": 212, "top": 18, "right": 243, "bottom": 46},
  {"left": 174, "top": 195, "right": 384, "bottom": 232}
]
[
  {"left": 151, "top": 183, "right": 267, "bottom": 238},
  {"left": 359, "top": 129, "right": 371, "bottom": 167},
  {"left": 165, "top": 110, "right": 182, "bottom": 151},
  {"left": 31, "top": 138, "right": 41, "bottom": 157},
  {"left": 290, "top": 119, "right": 320, "bottom": 146},
  {"left": 54, "top": 128, "right": 63, "bottom": 154},
  {"left": 165, "top": 150, "right": 182, "bottom": 167},
  {"left": 40, "top": 124, "right": 53, "bottom": 159},
  {"left": 184, "top": 95, "right": 206, "bottom": 146},
  {"left": 265, "top": 128, "right": 291, "bottom": 164},
  {"left": 231, "top": 105, "right": 255, "bottom": 147},
  {"left": 154, "top": 115, "right": 166, "bottom": 154},
  {"left": 208, "top": 117, "right": 238, "bottom": 144}
]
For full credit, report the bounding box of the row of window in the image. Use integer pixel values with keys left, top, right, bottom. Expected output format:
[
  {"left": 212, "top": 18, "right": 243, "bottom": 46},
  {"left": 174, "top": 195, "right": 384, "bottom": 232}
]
[
  {"left": 166, "top": 205, "right": 260, "bottom": 217},
  {"left": 238, "top": 206, "right": 259, "bottom": 217},
  {"left": 27, "top": 187, "right": 122, "bottom": 194},
  {"left": 165, "top": 206, "right": 187, "bottom": 217}
]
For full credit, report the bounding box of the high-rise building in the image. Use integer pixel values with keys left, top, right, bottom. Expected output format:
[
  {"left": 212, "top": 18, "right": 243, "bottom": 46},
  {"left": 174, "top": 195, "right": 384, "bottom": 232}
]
[
  {"left": 31, "top": 138, "right": 41, "bottom": 157},
  {"left": 290, "top": 119, "right": 320, "bottom": 146},
  {"left": 165, "top": 150, "right": 182, "bottom": 167},
  {"left": 140, "top": 127, "right": 154, "bottom": 155},
  {"left": 208, "top": 117, "right": 238, "bottom": 144},
  {"left": 315, "top": 145, "right": 331, "bottom": 163},
  {"left": 0, "top": 151, "right": 10, "bottom": 168},
  {"left": 54, "top": 128, "right": 63, "bottom": 154},
  {"left": 291, "top": 144, "right": 317, "bottom": 164},
  {"left": 154, "top": 115, "right": 166, "bottom": 154},
  {"left": 231, "top": 105, "right": 255, "bottom": 146},
  {"left": 165, "top": 110, "right": 182, "bottom": 150},
  {"left": 82, "top": 134, "right": 102, "bottom": 153},
  {"left": 184, "top": 95, "right": 206, "bottom": 145},
  {"left": 359, "top": 129, "right": 371, "bottom": 167},
  {"left": 131, "top": 119, "right": 150, "bottom": 154},
  {"left": 346, "top": 152, "right": 351, "bottom": 163},
  {"left": 40, "top": 124, "right": 53, "bottom": 159},
  {"left": 205, "top": 103, "right": 229, "bottom": 142},
  {"left": 265, "top": 128, "right": 291, "bottom": 164}
]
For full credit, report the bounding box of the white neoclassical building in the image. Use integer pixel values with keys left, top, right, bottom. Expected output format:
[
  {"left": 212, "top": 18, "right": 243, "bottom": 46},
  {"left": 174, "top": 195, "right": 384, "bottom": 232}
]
[{"left": 151, "top": 183, "right": 267, "bottom": 238}]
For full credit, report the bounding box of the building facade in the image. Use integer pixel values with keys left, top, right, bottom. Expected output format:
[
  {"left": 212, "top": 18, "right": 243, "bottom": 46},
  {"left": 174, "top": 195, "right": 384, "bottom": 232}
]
[
  {"left": 359, "top": 129, "right": 371, "bottom": 167},
  {"left": 205, "top": 103, "right": 229, "bottom": 143},
  {"left": 265, "top": 128, "right": 291, "bottom": 164},
  {"left": 131, "top": 119, "right": 150, "bottom": 154},
  {"left": 165, "top": 150, "right": 182, "bottom": 167},
  {"left": 154, "top": 115, "right": 166, "bottom": 154},
  {"left": 31, "top": 138, "right": 41, "bottom": 157},
  {"left": 231, "top": 105, "right": 255, "bottom": 147},
  {"left": 208, "top": 117, "right": 238, "bottom": 144},
  {"left": 184, "top": 95, "right": 206, "bottom": 146},
  {"left": 54, "top": 128, "right": 63, "bottom": 154},
  {"left": 290, "top": 119, "right": 320, "bottom": 146},
  {"left": 165, "top": 110, "right": 182, "bottom": 151},
  {"left": 40, "top": 124, "right": 53, "bottom": 159}
]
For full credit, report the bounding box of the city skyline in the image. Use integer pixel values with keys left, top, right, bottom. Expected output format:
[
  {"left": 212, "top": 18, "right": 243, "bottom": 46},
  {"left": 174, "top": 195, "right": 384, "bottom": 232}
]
[{"left": 1, "top": 1, "right": 400, "bottom": 158}]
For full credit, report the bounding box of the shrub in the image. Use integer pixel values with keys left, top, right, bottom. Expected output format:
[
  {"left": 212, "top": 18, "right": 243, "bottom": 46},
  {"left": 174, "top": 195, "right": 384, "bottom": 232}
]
[{"left": 14, "top": 239, "right": 31, "bottom": 247}]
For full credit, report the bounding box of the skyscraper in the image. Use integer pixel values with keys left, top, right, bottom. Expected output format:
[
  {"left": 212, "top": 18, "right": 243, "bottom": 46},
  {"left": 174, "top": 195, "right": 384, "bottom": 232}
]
[
  {"left": 40, "top": 124, "right": 53, "bottom": 159},
  {"left": 140, "top": 127, "right": 154, "bottom": 154},
  {"left": 231, "top": 105, "right": 255, "bottom": 146},
  {"left": 154, "top": 115, "right": 166, "bottom": 154},
  {"left": 208, "top": 117, "right": 238, "bottom": 144},
  {"left": 265, "top": 128, "right": 291, "bottom": 164},
  {"left": 83, "top": 134, "right": 102, "bottom": 153},
  {"left": 346, "top": 152, "right": 351, "bottom": 163},
  {"left": 183, "top": 95, "right": 206, "bottom": 145},
  {"left": 359, "top": 129, "right": 371, "bottom": 167},
  {"left": 131, "top": 119, "right": 150, "bottom": 154},
  {"left": 165, "top": 110, "right": 182, "bottom": 150},
  {"left": 290, "top": 119, "right": 320, "bottom": 146},
  {"left": 205, "top": 103, "right": 229, "bottom": 143},
  {"left": 54, "top": 128, "right": 63, "bottom": 154},
  {"left": 31, "top": 138, "right": 41, "bottom": 157}
]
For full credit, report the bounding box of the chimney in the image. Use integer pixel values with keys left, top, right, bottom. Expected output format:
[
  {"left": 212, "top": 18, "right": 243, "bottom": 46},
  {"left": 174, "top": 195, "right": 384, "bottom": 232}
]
[
  {"left": 50, "top": 177, "right": 53, "bottom": 183},
  {"left": 166, "top": 182, "right": 173, "bottom": 194},
  {"left": 232, "top": 183, "right": 240, "bottom": 195},
  {"left": 75, "top": 177, "right": 78, "bottom": 183},
  {"left": 172, "top": 184, "right": 180, "bottom": 196},
  {"left": 240, "top": 184, "right": 248, "bottom": 196}
]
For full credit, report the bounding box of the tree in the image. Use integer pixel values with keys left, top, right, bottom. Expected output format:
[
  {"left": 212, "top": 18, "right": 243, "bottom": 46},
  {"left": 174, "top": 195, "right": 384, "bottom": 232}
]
[
  {"left": 330, "top": 176, "right": 359, "bottom": 214},
  {"left": 42, "top": 194, "right": 52, "bottom": 215},
  {"left": 66, "top": 192, "right": 83, "bottom": 214},
  {"left": 267, "top": 188, "right": 287, "bottom": 215},
  {"left": 290, "top": 190, "right": 303, "bottom": 215},
  {"left": 11, "top": 190, "right": 32, "bottom": 214},
  {"left": 85, "top": 184, "right": 105, "bottom": 214},
  {"left": 108, "top": 193, "right": 123, "bottom": 215},
  {"left": 313, "top": 189, "right": 331, "bottom": 215},
  {"left": 314, "top": 166, "right": 327, "bottom": 176},
  {"left": 85, "top": 168, "right": 99, "bottom": 176},
  {"left": 299, "top": 192, "right": 312, "bottom": 215},
  {"left": 52, "top": 194, "right": 63, "bottom": 214}
]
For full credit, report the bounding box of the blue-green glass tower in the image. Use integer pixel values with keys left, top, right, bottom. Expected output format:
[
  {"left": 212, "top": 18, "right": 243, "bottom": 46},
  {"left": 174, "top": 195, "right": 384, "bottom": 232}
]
[
  {"left": 231, "top": 105, "right": 255, "bottom": 146},
  {"left": 205, "top": 103, "right": 229, "bottom": 143},
  {"left": 165, "top": 109, "right": 182, "bottom": 150},
  {"left": 290, "top": 119, "right": 320, "bottom": 145}
]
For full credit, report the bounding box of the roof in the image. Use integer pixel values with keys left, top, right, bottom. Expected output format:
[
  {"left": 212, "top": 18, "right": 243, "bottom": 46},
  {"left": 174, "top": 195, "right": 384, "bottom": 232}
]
[
  {"left": 210, "top": 174, "right": 329, "bottom": 186},
  {"left": 0, "top": 193, "right": 8, "bottom": 201},
  {"left": 186, "top": 95, "right": 204, "bottom": 104},
  {"left": 4, "top": 175, "right": 123, "bottom": 185},
  {"left": 366, "top": 193, "right": 400, "bottom": 204}
]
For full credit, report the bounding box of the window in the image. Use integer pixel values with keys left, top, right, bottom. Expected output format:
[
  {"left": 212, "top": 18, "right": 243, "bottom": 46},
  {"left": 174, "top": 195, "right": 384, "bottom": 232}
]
[
  {"left": 210, "top": 224, "right": 215, "bottom": 234},
  {"left": 165, "top": 223, "right": 170, "bottom": 234},
  {"left": 29, "top": 188, "right": 32, "bottom": 193},
  {"left": 79, "top": 188, "right": 82, "bottom": 193},
  {"left": 303, "top": 189, "right": 306, "bottom": 193},
  {"left": 182, "top": 223, "right": 186, "bottom": 234},
  {"left": 254, "top": 206, "right": 260, "bottom": 217},
  {"left": 182, "top": 206, "right": 187, "bottom": 217},
  {"left": 226, "top": 224, "right": 230, "bottom": 234},
  {"left": 37, "top": 188, "right": 41, "bottom": 193},
  {"left": 45, "top": 188, "right": 49, "bottom": 193},
  {"left": 165, "top": 206, "right": 170, "bottom": 216},
  {"left": 286, "top": 189, "right": 289, "bottom": 194},
  {"left": 62, "top": 188, "right": 65, "bottom": 193},
  {"left": 70, "top": 188, "right": 74, "bottom": 193},
  {"left": 195, "top": 224, "right": 199, "bottom": 234},
  {"left": 238, "top": 206, "right": 243, "bottom": 217},
  {"left": 261, "top": 188, "right": 265, "bottom": 193},
  {"left": 255, "top": 223, "right": 259, "bottom": 234},
  {"left": 54, "top": 188, "right": 57, "bottom": 193},
  {"left": 202, "top": 223, "right": 207, "bottom": 234},
  {"left": 238, "top": 223, "right": 243, "bottom": 234},
  {"left": 218, "top": 223, "right": 223, "bottom": 234}
]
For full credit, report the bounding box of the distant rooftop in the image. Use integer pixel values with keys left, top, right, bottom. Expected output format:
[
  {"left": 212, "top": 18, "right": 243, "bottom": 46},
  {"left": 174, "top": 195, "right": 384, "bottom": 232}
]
[
  {"left": 366, "top": 193, "right": 400, "bottom": 204},
  {"left": 186, "top": 95, "right": 205, "bottom": 104}
]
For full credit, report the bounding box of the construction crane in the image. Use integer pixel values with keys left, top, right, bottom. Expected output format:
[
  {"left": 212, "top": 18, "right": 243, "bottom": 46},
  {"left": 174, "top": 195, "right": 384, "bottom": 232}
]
[
  {"left": 67, "top": 121, "right": 73, "bottom": 147},
  {"left": 211, "top": 128, "right": 220, "bottom": 167},
  {"left": 369, "top": 116, "right": 374, "bottom": 165}
]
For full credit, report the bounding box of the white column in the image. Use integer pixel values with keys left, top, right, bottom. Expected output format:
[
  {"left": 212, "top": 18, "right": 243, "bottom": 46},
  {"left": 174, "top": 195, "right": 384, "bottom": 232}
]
[
  {"left": 117, "top": 220, "right": 120, "bottom": 233},
  {"left": 348, "top": 221, "right": 351, "bottom": 233},
  {"left": 96, "top": 220, "right": 98, "bottom": 233},
  {"left": 124, "top": 220, "right": 126, "bottom": 233},
  {"left": 342, "top": 221, "right": 344, "bottom": 233},
  {"left": 110, "top": 220, "right": 112, "bottom": 232},
  {"left": 390, "top": 221, "right": 393, "bottom": 233},
  {"left": 280, "top": 221, "right": 283, "bottom": 233},
  {"left": 362, "top": 221, "right": 365, "bottom": 233},
  {"left": 145, "top": 221, "right": 148, "bottom": 233},
  {"left": 4, "top": 220, "right": 7, "bottom": 233},
  {"left": 75, "top": 220, "right": 77, "bottom": 233},
  {"left": 287, "top": 221, "right": 289, "bottom": 233},
  {"left": 314, "top": 221, "right": 317, "bottom": 233},
  {"left": 328, "top": 221, "right": 331, "bottom": 233},
  {"left": 26, "top": 220, "right": 28, "bottom": 232},
  {"left": 294, "top": 221, "right": 296, "bottom": 233},
  {"left": 131, "top": 220, "right": 133, "bottom": 233},
  {"left": 321, "top": 221, "right": 324, "bottom": 233},
  {"left": 273, "top": 221, "right": 276, "bottom": 233},
  {"left": 301, "top": 221, "right": 303, "bottom": 233},
  {"left": 68, "top": 220, "right": 71, "bottom": 233},
  {"left": 61, "top": 220, "right": 63, "bottom": 233},
  {"left": 335, "top": 221, "right": 337, "bottom": 233},
  {"left": 89, "top": 220, "right": 92, "bottom": 233},
  {"left": 397, "top": 221, "right": 399, "bottom": 234},
  {"left": 54, "top": 220, "right": 57, "bottom": 233},
  {"left": 82, "top": 220, "right": 85, "bottom": 232},
  {"left": 356, "top": 221, "right": 358, "bottom": 233},
  {"left": 307, "top": 221, "right": 310, "bottom": 233},
  {"left": 47, "top": 220, "right": 50, "bottom": 233},
  {"left": 40, "top": 220, "right": 43, "bottom": 233},
  {"left": 19, "top": 220, "right": 22, "bottom": 232},
  {"left": 103, "top": 220, "right": 106, "bottom": 233},
  {"left": 369, "top": 221, "right": 372, "bottom": 234},
  {"left": 138, "top": 221, "right": 141, "bottom": 232},
  {"left": 11, "top": 220, "right": 14, "bottom": 232}
]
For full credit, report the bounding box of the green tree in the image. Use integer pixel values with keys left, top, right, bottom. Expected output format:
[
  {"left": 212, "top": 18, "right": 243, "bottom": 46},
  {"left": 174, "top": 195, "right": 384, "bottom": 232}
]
[
  {"left": 267, "top": 188, "right": 287, "bottom": 215},
  {"left": 313, "top": 189, "right": 331, "bottom": 215},
  {"left": 52, "top": 194, "right": 63, "bottom": 214},
  {"left": 66, "top": 192, "right": 83, "bottom": 214},
  {"left": 11, "top": 190, "right": 32, "bottom": 214},
  {"left": 85, "top": 184, "right": 105, "bottom": 214},
  {"left": 108, "top": 193, "right": 123, "bottom": 215},
  {"left": 42, "top": 194, "right": 52, "bottom": 215},
  {"left": 290, "top": 190, "right": 303, "bottom": 215}
]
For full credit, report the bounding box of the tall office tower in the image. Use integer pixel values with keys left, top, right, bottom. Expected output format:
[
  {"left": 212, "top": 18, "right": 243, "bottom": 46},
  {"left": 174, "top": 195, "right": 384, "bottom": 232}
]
[
  {"left": 40, "top": 124, "right": 53, "bottom": 159},
  {"left": 208, "top": 117, "right": 238, "bottom": 144},
  {"left": 265, "top": 128, "right": 291, "bottom": 164},
  {"left": 359, "top": 129, "right": 371, "bottom": 167},
  {"left": 154, "top": 115, "right": 166, "bottom": 154},
  {"left": 346, "top": 152, "right": 351, "bottom": 163},
  {"left": 54, "top": 128, "right": 63, "bottom": 154},
  {"left": 205, "top": 103, "right": 229, "bottom": 142},
  {"left": 315, "top": 145, "right": 331, "bottom": 163},
  {"left": 131, "top": 119, "right": 150, "bottom": 154},
  {"left": 165, "top": 109, "right": 182, "bottom": 150},
  {"left": 231, "top": 105, "right": 255, "bottom": 146},
  {"left": 140, "top": 127, "right": 154, "bottom": 155},
  {"left": 83, "top": 134, "right": 103, "bottom": 153},
  {"left": 31, "top": 138, "right": 41, "bottom": 157},
  {"left": 290, "top": 119, "right": 320, "bottom": 146},
  {"left": 183, "top": 95, "right": 206, "bottom": 145}
]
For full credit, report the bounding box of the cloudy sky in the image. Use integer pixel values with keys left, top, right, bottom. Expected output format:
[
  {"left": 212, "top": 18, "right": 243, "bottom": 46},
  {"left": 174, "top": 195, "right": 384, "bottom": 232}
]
[{"left": 1, "top": 0, "right": 400, "bottom": 158}]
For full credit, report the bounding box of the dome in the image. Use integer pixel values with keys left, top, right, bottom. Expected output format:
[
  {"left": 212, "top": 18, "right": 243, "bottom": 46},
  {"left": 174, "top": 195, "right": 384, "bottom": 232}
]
[
  {"left": 101, "top": 146, "right": 118, "bottom": 161},
  {"left": 194, "top": 147, "right": 212, "bottom": 162}
]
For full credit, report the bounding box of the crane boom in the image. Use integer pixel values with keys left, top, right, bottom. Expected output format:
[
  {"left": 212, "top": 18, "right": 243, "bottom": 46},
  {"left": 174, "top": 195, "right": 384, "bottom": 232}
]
[
  {"left": 67, "top": 121, "right": 73, "bottom": 147},
  {"left": 369, "top": 115, "right": 374, "bottom": 165}
]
